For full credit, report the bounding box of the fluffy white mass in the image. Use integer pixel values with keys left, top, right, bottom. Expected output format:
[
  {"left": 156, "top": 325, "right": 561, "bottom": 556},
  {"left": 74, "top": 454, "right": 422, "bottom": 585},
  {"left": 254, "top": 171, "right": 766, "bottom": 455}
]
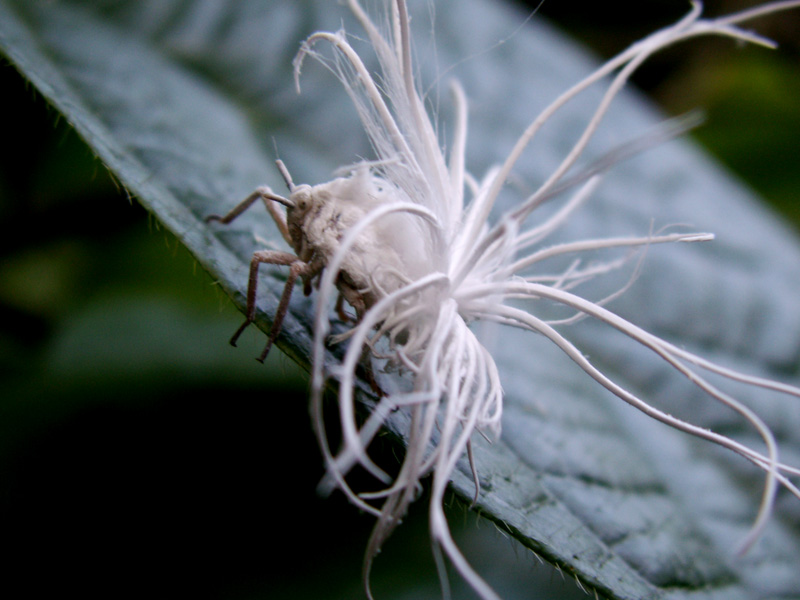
[{"left": 216, "top": 1, "right": 800, "bottom": 598}]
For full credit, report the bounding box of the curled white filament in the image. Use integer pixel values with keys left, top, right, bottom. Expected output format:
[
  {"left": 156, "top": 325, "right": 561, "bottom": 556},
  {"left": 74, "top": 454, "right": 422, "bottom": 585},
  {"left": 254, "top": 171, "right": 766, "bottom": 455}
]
[{"left": 282, "top": 1, "right": 800, "bottom": 598}]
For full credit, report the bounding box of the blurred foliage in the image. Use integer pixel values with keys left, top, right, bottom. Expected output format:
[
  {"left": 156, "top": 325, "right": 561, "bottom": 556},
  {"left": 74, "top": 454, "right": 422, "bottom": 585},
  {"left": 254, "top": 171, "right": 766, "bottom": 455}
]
[
  {"left": 0, "top": 1, "right": 798, "bottom": 598},
  {"left": 532, "top": 0, "right": 800, "bottom": 226}
]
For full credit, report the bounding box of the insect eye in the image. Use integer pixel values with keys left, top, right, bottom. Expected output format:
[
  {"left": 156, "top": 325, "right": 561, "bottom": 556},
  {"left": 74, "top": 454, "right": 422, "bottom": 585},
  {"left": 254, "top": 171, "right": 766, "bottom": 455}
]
[{"left": 291, "top": 188, "right": 312, "bottom": 211}]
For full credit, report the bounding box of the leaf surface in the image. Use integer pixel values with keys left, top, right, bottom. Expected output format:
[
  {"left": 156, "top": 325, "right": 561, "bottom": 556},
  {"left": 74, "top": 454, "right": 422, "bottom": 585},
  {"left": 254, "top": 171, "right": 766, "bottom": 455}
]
[{"left": 1, "top": 1, "right": 798, "bottom": 598}]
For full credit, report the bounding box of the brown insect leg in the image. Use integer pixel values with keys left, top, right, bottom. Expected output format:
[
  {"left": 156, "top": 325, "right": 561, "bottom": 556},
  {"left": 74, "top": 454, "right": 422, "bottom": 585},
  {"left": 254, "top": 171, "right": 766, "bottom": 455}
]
[
  {"left": 257, "top": 261, "right": 304, "bottom": 362},
  {"left": 335, "top": 293, "right": 353, "bottom": 322},
  {"left": 256, "top": 254, "right": 325, "bottom": 363},
  {"left": 207, "top": 186, "right": 293, "bottom": 245},
  {"left": 264, "top": 195, "right": 292, "bottom": 246},
  {"left": 466, "top": 440, "right": 480, "bottom": 508},
  {"left": 230, "top": 249, "right": 299, "bottom": 348},
  {"left": 361, "top": 357, "right": 385, "bottom": 398},
  {"left": 333, "top": 277, "right": 382, "bottom": 394}
]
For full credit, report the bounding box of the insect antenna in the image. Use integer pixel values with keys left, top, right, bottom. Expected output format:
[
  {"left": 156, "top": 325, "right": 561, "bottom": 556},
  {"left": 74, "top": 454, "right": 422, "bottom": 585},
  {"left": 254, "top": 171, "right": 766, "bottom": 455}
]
[{"left": 275, "top": 158, "right": 296, "bottom": 194}]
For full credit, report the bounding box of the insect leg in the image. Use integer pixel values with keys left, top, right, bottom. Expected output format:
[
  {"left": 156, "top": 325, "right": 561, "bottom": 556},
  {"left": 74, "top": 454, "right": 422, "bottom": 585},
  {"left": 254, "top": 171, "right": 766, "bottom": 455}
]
[
  {"left": 264, "top": 197, "right": 292, "bottom": 246},
  {"left": 257, "top": 254, "right": 325, "bottom": 363},
  {"left": 360, "top": 348, "right": 385, "bottom": 398},
  {"left": 466, "top": 440, "right": 480, "bottom": 507},
  {"left": 336, "top": 272, "right": 371, "bottom": 321},
  {"left": 207, "top": 187, "right": 293, "bottom": 245},
  {"left": 229, "top": 249, "right": 298, "bottom": 347},
  {"left": 333, "top": 278, "right": 384, "bottom": 396},
  {"left": 335, "top": 293, "right": 354, "bottom": 322}
]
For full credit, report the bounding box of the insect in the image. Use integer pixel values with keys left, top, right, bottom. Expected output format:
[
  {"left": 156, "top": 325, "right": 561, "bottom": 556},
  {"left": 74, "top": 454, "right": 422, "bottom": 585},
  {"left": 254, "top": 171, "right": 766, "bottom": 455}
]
[
  {"left": 207, "top": 160, "right": 435, "bottom": 366},
  {"left": 210, "top": 1, "right": 800, "bottom": 598}
]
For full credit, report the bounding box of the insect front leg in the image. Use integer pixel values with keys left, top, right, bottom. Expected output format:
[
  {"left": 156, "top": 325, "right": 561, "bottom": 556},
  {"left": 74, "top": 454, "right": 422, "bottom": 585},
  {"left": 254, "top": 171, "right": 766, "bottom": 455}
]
[{"left": 206, "top": 186, "right": 293, "bottom": 246}]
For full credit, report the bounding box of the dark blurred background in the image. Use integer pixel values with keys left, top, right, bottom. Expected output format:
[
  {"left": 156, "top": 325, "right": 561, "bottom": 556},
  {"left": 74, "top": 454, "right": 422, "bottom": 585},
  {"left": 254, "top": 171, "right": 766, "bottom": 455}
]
[
  {"left": 0, "top": 1, "right": 797, "bottom": 598},
  {"left": 534, "top": 0, "right": 800, "bottom": 222}
]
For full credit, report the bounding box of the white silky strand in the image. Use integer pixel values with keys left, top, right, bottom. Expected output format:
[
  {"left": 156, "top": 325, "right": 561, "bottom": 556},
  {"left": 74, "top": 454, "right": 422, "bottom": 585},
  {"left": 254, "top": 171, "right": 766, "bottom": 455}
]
[
  {"left": 221, "top": 1, "right": 800, "bottom": 598},
  {"left": 306, "top": 1, "right": 800, "bottom": 597}
]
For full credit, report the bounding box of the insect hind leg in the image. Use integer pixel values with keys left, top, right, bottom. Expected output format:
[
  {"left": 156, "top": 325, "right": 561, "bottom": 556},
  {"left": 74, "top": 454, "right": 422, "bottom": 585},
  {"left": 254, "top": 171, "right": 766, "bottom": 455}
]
[
  {"left": 256, "top": 259, "right": 314, "bottom": 362},
  {"left": 229, "top": 250, "right": 302, "bottom": 356}
]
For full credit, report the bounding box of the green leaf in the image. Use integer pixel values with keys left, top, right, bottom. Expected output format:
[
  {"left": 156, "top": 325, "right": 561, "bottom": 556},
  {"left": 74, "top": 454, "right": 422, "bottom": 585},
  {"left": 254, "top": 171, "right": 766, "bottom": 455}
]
[{"left": 1, "top": 1, "right": 798, "bottom": 598}]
